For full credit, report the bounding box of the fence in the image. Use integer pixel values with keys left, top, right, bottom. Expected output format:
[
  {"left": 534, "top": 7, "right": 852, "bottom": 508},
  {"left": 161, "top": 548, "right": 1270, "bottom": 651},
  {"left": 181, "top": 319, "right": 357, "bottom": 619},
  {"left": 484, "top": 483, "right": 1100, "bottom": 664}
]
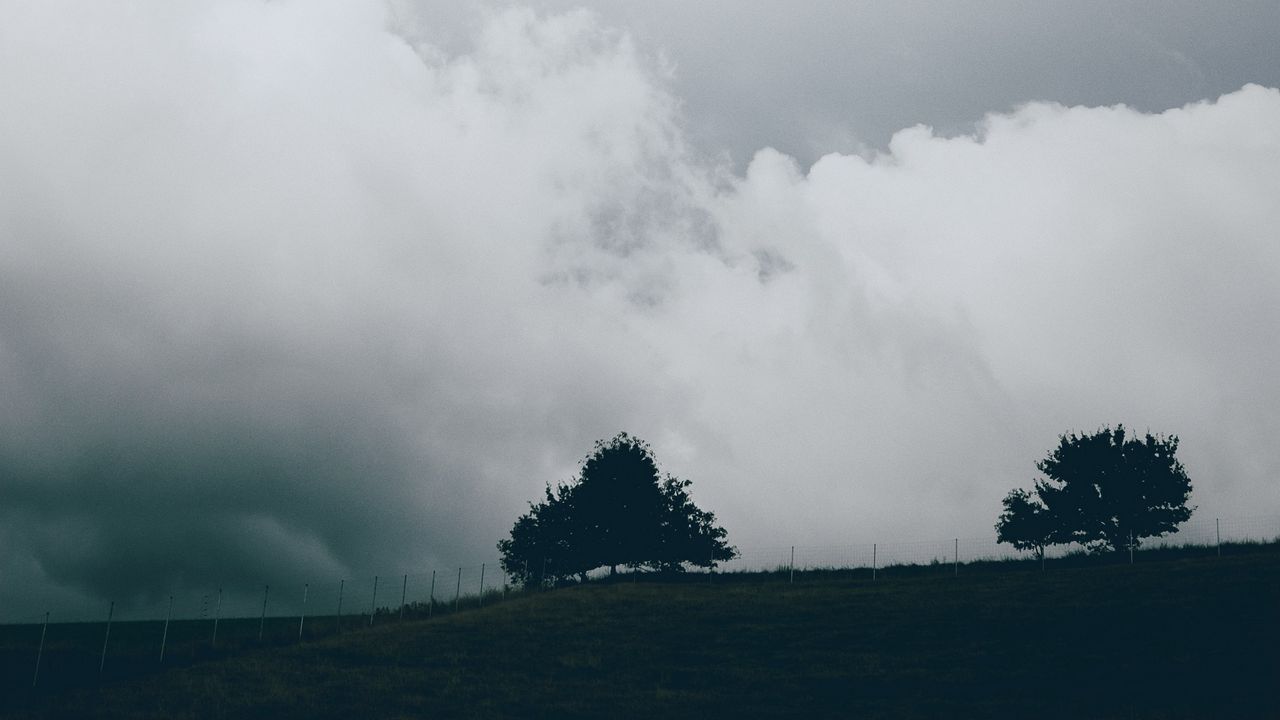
[
  {"left": 1, "top": 514, "right": 1275, "bottom": 696},
  {"left": 0, "top": 560, "right": 511, "bottom": 699},
  {"left": 721, "top": 514, "right": 1278, "bottom": 577}
]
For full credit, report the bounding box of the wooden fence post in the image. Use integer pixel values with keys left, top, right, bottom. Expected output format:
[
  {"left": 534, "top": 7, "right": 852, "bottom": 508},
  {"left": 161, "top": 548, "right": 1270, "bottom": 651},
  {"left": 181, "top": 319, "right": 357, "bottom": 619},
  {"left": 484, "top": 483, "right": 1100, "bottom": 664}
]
[
  {"left": 99, "top": 601, "right": 114, "bottom": 674},
  {"left": 160, "top": 596, "right": 173, "bottom": 662},
  {"left": 298, "top": 584, "right": 309, "bottom": 641},
  {"left": 400, "top": 574, "right": 408, "bottom": 620},
  {"left": 258, "top": 586, "right": 269, "bottom": 642},
  {"left": 33, "top": 612, "right": 48, "bottom": 687}
]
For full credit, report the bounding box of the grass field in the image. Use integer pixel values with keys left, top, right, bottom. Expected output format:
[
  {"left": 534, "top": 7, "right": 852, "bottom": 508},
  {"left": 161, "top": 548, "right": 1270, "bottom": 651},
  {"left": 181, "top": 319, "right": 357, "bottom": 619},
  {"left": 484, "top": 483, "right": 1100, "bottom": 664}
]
[{"left": 3, "top": 545, "right": 1278, "bottom": 719}]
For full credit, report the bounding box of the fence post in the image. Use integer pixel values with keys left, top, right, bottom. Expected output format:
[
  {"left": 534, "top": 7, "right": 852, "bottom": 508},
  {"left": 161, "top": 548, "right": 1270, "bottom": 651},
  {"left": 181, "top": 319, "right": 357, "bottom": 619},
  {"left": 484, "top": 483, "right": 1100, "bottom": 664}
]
[
  {"left": 298, "top": 583, "right": 309, "bottom": 641},
  {"left": 454, "top": 567, "right": 462, "bottom": 612},
  {"left": 33, "top": 612, "right": 48, "bottom": 687},
  {"left": 369, "top": 576, "right": 379, "bottom": 627},
  {"left": 212, "top": 588, "right": 223, "bottom": 647},
  {"left": 428, "top": 570, "right": 436, "bottom": 618},
  {"left": 954, "top": 539, "right": 959, "bottom": 577},
  {"left": 873, "top": 543, "right": 877, "bottom": 581},
  {"left": 479, "top": 563, "right": 486, "bottom": 607},
  {"left": 160, "top": 596, "right": 173, "bottom": 663},
  {"left": 1216, "top": 518, "right": 1221, "bottom": 557},
  {"left": 400, "top": 574, "right": 408, "bottom": 621},
  {"left": 259, "top": 585, "right": 269, "bottom": 642},
  {"left": 99, "top": 601, "right": 114, "bottom": 674},
  {"left": 540, "top": 558, "right": 547, "bottom": 589},
  {"left": 789, "top": 546, "right": 795, "bottom": 584},
  {"left": 336, "top": 579, "right": 344, "bottom": 632}
]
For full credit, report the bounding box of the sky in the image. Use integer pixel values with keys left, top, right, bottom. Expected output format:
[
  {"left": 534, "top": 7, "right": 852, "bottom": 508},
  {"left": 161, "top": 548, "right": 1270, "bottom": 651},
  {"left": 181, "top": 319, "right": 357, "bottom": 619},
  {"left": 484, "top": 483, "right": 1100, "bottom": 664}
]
[{"left": 1, "top": 0, "right": 1279, "bottom": 620}]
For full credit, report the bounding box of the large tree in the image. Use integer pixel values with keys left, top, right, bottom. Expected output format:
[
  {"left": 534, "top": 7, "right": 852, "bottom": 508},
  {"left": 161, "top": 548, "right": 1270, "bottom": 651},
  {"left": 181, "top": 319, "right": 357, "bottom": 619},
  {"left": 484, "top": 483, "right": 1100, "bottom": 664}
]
[
  {"left": 997, "top": 425, "right": 1194, "bottom": 556},
  {"left": 499, "top": 432, "right": 735, "bottom": 583},
  {"left": 571, "top": 432, "right": 669, "bottom": 575}
]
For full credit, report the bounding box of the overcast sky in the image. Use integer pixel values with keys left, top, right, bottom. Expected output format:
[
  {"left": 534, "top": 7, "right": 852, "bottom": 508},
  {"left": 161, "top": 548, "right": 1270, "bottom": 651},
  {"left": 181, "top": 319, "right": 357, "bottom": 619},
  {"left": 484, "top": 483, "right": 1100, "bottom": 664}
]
[{"left": 2, "top": 0, "right": 1279, "bottom": 620}]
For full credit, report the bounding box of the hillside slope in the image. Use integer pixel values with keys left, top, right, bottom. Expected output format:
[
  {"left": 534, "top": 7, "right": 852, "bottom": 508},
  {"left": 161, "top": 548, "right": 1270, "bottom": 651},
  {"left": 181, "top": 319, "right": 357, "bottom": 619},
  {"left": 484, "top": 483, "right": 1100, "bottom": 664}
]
[{"left": 11, "top": 550, "right": 1280, "bottom": 719}]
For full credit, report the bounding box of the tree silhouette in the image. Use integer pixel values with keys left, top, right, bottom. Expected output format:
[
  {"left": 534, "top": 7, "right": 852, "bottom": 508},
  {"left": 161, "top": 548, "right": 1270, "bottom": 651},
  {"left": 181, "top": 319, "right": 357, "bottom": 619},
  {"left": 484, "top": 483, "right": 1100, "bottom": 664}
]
[
  {"left": 651, "top": 475, "right": 736, "bottom": 572},
  {"left": 499, "top": 432, "right": 735, "bottom": 583},
  {"left": 994, "top": 488, "right": 1057, "bottom": 569},
  {"left": 498, "top": 482, "right": 589, "bottom": 585},
  {"left": 1038, "top": 425, "right": 1194, "bottom": 552},
  {"left": 997, "top": 425, "right": 1194, "bottom": 557},
  {"left": 571, "top": 433, "right": 669, "bottom": 575}
]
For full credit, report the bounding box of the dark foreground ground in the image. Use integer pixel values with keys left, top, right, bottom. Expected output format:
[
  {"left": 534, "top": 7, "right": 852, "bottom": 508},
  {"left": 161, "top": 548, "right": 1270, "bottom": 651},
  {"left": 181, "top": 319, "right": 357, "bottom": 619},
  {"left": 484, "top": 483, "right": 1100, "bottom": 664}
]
[{"left": 3, "top": 547, "right": 1278, "bottom": 719}]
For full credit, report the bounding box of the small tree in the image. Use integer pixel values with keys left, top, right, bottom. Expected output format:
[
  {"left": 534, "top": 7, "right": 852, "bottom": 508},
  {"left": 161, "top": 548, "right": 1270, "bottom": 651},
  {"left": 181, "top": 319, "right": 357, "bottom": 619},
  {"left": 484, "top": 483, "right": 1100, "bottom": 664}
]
[
  {"left": 995, "top": 488, "right": 1058, "bottom": 568},
  {"left": 498, "top": 432, "right": 736, "bottom": 582},
  {"left": 498, "top": 482, "right": 592, "bottom": 586},
  {"left": 651, "top": 476, "right": 736, "bottom": 573}
]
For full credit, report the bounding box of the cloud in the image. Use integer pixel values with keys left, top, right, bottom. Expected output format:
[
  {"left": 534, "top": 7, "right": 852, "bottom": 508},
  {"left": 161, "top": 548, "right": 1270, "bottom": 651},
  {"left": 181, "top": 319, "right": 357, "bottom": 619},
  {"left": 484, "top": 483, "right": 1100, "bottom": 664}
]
[
  {"left": 521, "top": 0, "right": 1280, "bottom": 168},
  {"left": 1, "top": 1, "right": 1277, "bottom": 618}
]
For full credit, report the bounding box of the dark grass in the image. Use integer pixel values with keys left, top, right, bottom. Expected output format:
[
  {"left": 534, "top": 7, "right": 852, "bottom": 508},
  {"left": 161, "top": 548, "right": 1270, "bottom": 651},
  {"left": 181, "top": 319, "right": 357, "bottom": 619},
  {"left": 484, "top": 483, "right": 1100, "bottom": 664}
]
[
  {"left": 3, "top": 544, "right": 1278, "bottom": 719},
  {"left": 0, "top": 596, "right": 493, "bottom": 705}
]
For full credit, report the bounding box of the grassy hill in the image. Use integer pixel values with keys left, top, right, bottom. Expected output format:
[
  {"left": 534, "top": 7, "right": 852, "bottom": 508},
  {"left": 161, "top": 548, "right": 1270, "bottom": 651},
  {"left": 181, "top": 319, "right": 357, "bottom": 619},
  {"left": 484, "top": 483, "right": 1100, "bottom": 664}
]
[{"left": 5, "top": 547, "right": 1279, "bottom": 719}]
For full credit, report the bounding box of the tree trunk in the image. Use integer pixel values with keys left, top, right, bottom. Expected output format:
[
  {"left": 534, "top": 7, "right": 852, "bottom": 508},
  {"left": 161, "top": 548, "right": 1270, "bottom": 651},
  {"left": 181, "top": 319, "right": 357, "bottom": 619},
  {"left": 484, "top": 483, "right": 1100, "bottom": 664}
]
[{"left": 610, "top": 565, "right": 617, "bottom": 576}]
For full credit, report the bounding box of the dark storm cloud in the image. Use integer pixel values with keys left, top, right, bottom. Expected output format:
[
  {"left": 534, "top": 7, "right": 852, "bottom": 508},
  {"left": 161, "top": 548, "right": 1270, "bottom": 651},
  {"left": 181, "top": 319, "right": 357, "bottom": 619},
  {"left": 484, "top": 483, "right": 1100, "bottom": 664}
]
[{"left": 1, "top": 1, "right": 1278, "bottom": 619}]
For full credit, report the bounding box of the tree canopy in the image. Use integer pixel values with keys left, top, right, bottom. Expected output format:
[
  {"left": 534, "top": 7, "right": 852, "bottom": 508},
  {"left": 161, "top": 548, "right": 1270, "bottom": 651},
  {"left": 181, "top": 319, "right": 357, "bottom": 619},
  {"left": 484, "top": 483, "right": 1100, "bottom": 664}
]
[
  {"left": 994, "top": 488, "right": 1058, "bottom": 564},
  {"left": 996, "top": 425, "right": 1194, "bottom": 556},
  {"left": 498, "top": 433, "right": 736, "bottom": 584}
]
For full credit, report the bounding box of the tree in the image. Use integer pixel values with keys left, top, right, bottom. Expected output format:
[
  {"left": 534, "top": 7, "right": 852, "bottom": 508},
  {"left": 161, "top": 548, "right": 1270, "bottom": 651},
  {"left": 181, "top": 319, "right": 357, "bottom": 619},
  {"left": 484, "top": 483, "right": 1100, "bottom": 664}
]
[
  {"left": 497, "top": 482, "right": 590, "bottom": 586},
  {"left": 498, "top": 432, "right": 736, "bottom": 583},
  {"left": 994, "top": 488, "right": 1057, "bottom": 569},
  {"left": 570, "top": 433, "right": 669, "bottom": 576},
  {"left": 996, "top": 424, "right": 1194, "bottom": 558},
  {"left": 1036, "top": 425, "right": 1193, "bottom": 552},
  {"left": 650, "top": 476, "right": 737, "bottom": 573}
]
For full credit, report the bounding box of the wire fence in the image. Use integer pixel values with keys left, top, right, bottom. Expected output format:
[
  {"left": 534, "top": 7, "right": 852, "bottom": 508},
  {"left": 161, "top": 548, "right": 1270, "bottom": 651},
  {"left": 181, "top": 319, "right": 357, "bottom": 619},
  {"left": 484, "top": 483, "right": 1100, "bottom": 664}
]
[
  {"left": 0, "top": 513, "right": 1276, "bottom": 697},
  {"left": 3, "top": 563, "right": 508, "bottom": 625},
  {"left": 721, "top": 514, "right": 1279, "bottom": 576}
]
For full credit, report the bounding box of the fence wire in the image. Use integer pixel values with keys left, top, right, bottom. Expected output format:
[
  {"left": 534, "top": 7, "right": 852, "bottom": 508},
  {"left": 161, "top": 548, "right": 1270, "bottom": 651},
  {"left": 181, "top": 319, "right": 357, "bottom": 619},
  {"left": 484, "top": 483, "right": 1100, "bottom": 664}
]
[{"left": 0, "top": 514, "right": 1274, "bottom": 693}]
